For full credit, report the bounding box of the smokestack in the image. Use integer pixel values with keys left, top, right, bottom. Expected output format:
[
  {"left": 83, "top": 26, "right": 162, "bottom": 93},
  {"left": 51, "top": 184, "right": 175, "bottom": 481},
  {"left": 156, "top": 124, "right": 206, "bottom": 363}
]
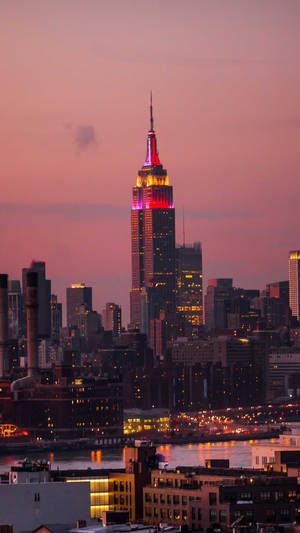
[
  {"left": 0, "top": 275, "right": 8, "bottom": 377},
  {"left": 26, "top": 272, "right": 39, "bottom": 377},
  {"left": 11, "top": 272, "right": 40, "bottom": 395}
]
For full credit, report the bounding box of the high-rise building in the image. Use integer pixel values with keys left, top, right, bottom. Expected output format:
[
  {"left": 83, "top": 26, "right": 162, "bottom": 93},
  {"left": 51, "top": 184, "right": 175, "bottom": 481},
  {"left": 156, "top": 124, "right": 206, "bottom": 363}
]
[
  {"left": 205, "top": 279, "right": 233, "bottom": 331},
  {"left": 176, "top": 242, "right": 203, "bottom": 328},
  {"left": 266, "top": 280, "right": 289, "bottom": 304},
  {"left": 130, "top": 97, "right": 176, "bottom": 328},
  {"left": 22, "top": 261, "right": 51, "bottom": 338},
  {"left": 102, "top": 302, "right": 121, "bottom": 335},
  {"left": 66, "top": 283, "right": 92, "bottom": 328},
  {"left": 8, "top": 280, "right": 22, "bottom": 340},
  {"left": 253, "top": 280, "right": 291, "bottom": 329},
  {"left": 50, "top": 294, "right": 62, "bottom": 342},
  {"left": 289, "top": 251, "right": 300, "bottom": 321}
]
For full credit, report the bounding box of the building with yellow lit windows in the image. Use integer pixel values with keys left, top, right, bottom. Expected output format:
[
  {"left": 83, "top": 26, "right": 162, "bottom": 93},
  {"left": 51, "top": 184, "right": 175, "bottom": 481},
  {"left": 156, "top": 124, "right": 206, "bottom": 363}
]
[
  {"left": 66, "top": 283, "right": 92, "bottom": 328},
  {"left": 123, "top": 408, "right": 170, "bottom": 434},
  {"left": 289, "top": 250, "right": 300, "bottom": 321},
  {"left": 176, "top": 243, "right": 203, "bottom": 331},
  {"left": 64, "top": 473, "right": 137, "bottom": 520},
  {"left": 55, "top": 441, "right": 157, "bottom": 521}
]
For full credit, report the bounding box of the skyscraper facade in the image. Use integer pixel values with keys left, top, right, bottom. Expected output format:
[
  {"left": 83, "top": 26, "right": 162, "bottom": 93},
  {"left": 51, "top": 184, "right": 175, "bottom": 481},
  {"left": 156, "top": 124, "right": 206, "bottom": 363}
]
[
  {"left": 176, "top": 242, "right": 203, "bottom": 328},
  {"left": 130, "top": 98, "right": 176, "bottom": 328},
  {"left": 50, "top": 294, "right": 62, "bottom": 342},
  {"left": 205, "top": 279, "right": 234, "bottom": 331},
  {"left": 102, "top": 302, "right": 122, "bottom": 335},
  {"left": 289, "top": 250, "right": 300, "bottom": 321},
  {"left": 66, "top": 283, "right": 92, "bottom": 328}
]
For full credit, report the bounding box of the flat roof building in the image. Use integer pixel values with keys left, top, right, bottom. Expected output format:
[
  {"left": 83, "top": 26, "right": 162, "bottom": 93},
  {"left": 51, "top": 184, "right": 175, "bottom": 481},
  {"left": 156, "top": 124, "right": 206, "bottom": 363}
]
[{"left": 67, "top": 284, "right": 92, "bottom": 328}]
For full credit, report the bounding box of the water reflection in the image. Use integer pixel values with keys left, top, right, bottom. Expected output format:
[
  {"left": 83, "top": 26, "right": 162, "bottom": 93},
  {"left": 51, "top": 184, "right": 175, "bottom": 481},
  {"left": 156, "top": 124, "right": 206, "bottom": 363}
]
[{"left": 0, "top": 439, "right": 271, "bottom": 473}]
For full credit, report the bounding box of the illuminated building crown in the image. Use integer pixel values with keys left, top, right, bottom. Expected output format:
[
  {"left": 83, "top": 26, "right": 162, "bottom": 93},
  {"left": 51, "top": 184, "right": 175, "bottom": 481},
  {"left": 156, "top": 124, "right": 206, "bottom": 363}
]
[
  {"left": 136, "top": 93, "right": 169, "bottom": 188},
  {"left": 144, "top": 91, "right": 161, "bottom": 167}
]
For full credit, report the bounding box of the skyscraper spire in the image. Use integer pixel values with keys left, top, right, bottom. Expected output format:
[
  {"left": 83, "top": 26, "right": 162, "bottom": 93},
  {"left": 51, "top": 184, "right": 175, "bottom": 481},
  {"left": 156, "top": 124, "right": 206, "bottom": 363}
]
[
  {"left": 144, "top": 92, "right": 161, "bottom": 167},
  {"left": 150, "top": 91, "right": 154, "bottom": 131}
]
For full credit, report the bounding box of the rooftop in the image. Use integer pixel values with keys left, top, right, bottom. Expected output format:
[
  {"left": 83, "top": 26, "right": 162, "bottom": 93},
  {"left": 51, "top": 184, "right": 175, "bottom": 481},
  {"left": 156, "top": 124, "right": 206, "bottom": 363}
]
[{"left": 71, "top": 525, "right": 179, "bottom": 533}]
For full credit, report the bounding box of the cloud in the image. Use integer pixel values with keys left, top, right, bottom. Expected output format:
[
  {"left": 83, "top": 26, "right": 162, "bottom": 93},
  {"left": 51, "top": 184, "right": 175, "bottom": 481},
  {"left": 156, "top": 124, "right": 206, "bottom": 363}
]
[
  {"left": 0, "top": 203, "right": 128, "bottom": 220},
  {"left": 186, "top": 207, "right": 257, "bottom": 220},
  {"left": 0, "top": 203, "right": 257, "bottom": 222},
  {"left": 75, "top": 125, "right": 97, "bottom": 150},
  {"left": 264, "top": 117, "right": 300, "bottom": 130}
]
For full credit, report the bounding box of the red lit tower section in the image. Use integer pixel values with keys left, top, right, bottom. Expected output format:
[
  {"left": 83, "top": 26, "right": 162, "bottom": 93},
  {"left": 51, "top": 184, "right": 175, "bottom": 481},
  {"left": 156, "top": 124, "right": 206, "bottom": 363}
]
[{"left": 130, "top": 99, "right": 175, "bottom": 328}]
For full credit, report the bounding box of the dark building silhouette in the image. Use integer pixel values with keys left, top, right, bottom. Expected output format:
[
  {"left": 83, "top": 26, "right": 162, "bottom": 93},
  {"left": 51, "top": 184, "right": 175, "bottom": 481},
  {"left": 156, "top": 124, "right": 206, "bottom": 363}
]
[
  {"left": 66, "top": 283, "right": 92, "bottom": 328},
  {"left": 22, "top": 261, "right": 51, "bottom": 338},
  {"left": 130, "top": 96, "right": 175, "bottom": 329},
  {"left": 205, "top": 279, "right": 233, "bottom": 330},
  {"left": 12, "top": 374, "right": 123, "bottom": 434},
  {"left": 176, "top": 242, "right": 203, "bottom": 330},
  {"left": 250, "top": 281, "right": 290, "bottom": 330},
  {"left": 149, "top": 314, "right": 167, "bottom": 362},
  {"left": 8, "top": 280, "right": 22, "bottom": 340},
  {"left": 50, "top": 294, "right": 62, "bottom": 342},
  {"left": 266, "top": 280, "right": 289, "bottom": 303}
]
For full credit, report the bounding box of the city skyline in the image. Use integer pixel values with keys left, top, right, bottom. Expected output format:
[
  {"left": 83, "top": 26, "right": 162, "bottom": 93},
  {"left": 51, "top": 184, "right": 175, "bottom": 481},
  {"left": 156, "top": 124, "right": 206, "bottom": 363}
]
[
  {"left": 1, "top": 1, "right": 300, "bottom": 322},
  {"left": 2, "top": 4, "right": 300, "bottom": 531}
]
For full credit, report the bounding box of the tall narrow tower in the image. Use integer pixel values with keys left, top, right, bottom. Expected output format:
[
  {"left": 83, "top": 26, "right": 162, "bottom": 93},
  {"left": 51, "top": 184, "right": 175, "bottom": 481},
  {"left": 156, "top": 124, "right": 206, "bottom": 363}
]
[
  {"left": 289, "top": 250, "right": 300, "bottom": 320},
  {"left": 130, "top": 97, "right": 176, "bottom": 328}
]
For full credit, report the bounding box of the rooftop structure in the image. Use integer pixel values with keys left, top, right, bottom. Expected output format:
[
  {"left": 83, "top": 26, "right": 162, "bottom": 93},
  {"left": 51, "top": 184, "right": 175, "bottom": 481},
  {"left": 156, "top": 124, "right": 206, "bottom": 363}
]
[{"left": 251, "top": 426, "right": 300, "bottom": 468}]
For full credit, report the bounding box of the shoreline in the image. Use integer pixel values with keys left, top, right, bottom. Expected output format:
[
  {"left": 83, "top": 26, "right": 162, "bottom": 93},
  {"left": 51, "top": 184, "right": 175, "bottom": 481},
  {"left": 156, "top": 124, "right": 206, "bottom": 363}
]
[{"left": 0, "top": 430, "right": 280, "bottom": 456}]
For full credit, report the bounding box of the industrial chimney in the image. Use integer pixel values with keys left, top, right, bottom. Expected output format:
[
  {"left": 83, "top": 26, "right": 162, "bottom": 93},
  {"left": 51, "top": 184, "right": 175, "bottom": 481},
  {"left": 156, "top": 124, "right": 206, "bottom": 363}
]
[
  {"left": 11, "top": 271, "right": 39, "bottom": 393},
  {"left": 26, "top": 272, "right": 39, "bottom": 377},
  {"left": 0, "top": 274, "right": 8, "bottom": 377}
]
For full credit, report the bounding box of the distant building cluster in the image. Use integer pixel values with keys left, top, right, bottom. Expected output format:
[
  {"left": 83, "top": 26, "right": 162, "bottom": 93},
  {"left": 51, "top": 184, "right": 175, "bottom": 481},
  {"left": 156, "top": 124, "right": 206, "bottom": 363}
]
[{"left": 0, "top": 102, "right": 299, "bottom": 439}]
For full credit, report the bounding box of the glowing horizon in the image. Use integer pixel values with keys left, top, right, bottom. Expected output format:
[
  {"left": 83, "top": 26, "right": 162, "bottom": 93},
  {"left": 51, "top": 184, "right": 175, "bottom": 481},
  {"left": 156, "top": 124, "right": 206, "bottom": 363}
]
[{"left": 1, "top": 1, "right": 300, "bottom": 323}]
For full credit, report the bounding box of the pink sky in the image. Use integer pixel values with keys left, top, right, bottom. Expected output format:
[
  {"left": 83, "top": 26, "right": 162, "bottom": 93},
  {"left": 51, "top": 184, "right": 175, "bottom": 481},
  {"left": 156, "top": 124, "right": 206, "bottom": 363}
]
[{"left": 1, "top": 1, "right": 300, "bottom": 323}]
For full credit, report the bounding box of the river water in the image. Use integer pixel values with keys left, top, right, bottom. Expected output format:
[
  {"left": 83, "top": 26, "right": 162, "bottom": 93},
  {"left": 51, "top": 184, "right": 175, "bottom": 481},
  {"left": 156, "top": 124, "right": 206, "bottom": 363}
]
[{"left": 0, "top": 439, "right": 270, "bottom": 473}]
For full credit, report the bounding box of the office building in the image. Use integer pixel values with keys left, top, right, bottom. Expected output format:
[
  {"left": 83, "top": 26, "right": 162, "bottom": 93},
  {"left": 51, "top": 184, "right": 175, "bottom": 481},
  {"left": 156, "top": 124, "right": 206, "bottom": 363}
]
[
  {"left": 289, "top": 250, "right": 300, "bottom": 321},
  {"left": 171, "top": 337, "right": 214, "bottom": 367},
  {"left": 149, "top": 315, "right": 167, "bottom": 361},
  {"left": 67, "top": 283, "right": 92, "bottom": 328},
  {"left": 12, "top": 375, "right": 123, "bottom": 435},
  {"left": 267, "top": 346, "right": 300, "bottom": 400},
  {"left": 176, "top": 242, "right": 203, "bottom": 329},
  {"left": 143, "top": 464, "right": 299, "bottom": 529},
  {"left": 123, "top": 409, "right": 170, "bottom": 434},
  {"left": 50, "top": 294, "right": 62, "bottom": 341},
  {"left": 130, "top": 97, "right": 176, "bottom": 328},
  {"left": 0, "top": 460, "right": 90, "bottom": 533},
  {"left": 22, "top": 261, "right": 51, "bottom": 338},
  {"left": 266, "top": 280, "right": 289, "bottom": 304},
  {"left": 251, "top": 427, "right": 300, "bottom": 469},
  {"left": 102, "top": 303, "right": 122, "bottom": 335},
  {"left": 53, "top": 441, "right": 157, "bottom": 521},
  {"left": 251, "top": 280, "right": 291, "bottom": 329},
  {"left": 205, "top": 279, "right": 233, "bottom": 330}
]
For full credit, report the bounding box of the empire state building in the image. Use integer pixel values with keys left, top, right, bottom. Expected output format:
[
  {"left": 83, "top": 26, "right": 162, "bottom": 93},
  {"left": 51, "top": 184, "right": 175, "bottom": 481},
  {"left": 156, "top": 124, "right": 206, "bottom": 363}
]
[{"left": 130, "top": 97, "right": 176, "bottom": 328}]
